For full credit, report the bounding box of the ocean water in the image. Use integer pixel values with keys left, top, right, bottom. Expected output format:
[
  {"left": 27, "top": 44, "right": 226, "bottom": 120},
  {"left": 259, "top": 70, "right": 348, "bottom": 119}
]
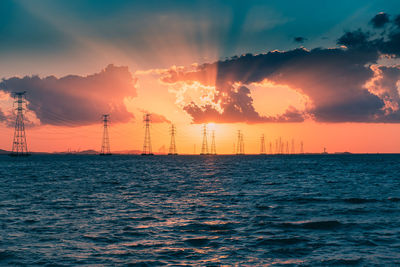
[{"left": 1, "top": 154, "right": 400, "bottom": 266}]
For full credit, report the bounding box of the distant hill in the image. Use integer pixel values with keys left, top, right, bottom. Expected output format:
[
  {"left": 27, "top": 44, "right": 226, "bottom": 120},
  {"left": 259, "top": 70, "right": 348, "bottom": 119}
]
[
  {"left": 76, "top": 150, "right": 98, "bottom": 155},
  {"left": 112, "top": 150, "right": 142, "bottom": 155}
]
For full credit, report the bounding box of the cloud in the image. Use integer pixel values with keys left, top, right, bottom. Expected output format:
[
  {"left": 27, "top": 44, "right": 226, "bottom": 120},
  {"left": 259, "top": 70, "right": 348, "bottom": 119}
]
[
  {"left": 337, "top": 29, "right": 371, "bottom": 49},
  {"left": 161, "top": 13, "right": 400, "bottom": 123},
  {"left": 0, "top": 108, "right": 7, "bottom": 122},
  {"left": 139, "top": 109, "right": 170, "bottom": 124},
  {"left": 0, "top": 64, "right": 137, "bottom": 126},
  {"left": 293, "top": 37, "right": 306, "bottom": 43},
  {"left": 370, "top": 12, "right": 390, "bottom": 28},
  {"left": 182, "top": 85, "right": 304, "bottom": 124}
]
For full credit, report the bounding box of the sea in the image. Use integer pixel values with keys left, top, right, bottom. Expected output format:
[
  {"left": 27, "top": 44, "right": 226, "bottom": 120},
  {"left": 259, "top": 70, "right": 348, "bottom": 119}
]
[{"left": 1, "top": 154, "right": 400, "bottom": 266}]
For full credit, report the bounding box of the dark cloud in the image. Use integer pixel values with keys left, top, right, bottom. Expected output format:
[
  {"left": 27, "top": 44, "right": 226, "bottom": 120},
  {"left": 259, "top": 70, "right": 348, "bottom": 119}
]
[
  {"left": 370, "top": 12, "right": 390, "bottom": 28},
  {"left": 0, "top": 108, "right": 7, "bottom": 122},
  {"left": 161, "top": 13, "right": 400, "bottom": 123},
  {"left": 293, "top": 36, "right": 306, "bottom": 43},
  {"left": 162, "top": 47, "right": 384, "bottom": 123},
  {"left": 182, "top": 86, "right": 304, "bottom": 124},
  {"left": 0, "top": 64, "right": 137, "bottom": 126},
  {"left": 337, "top": 29, "right": 371, "bottom": 49}
]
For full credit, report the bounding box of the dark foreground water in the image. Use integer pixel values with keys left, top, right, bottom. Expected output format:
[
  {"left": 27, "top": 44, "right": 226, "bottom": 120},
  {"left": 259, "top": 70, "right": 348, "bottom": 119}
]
[{"left": 1, "top": 155, "right": 400, "bottom": 266}]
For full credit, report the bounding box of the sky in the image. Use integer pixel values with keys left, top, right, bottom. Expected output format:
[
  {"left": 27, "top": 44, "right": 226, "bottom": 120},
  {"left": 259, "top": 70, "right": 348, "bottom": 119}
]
[{"left": 1, "top": 0, "right": 400, "bottom": 154}]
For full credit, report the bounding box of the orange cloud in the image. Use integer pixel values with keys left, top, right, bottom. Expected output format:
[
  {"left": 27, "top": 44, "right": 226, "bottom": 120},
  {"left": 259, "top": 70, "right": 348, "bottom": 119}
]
[{"left": 0, "top": 64, "right": 137, "bottom": 126}]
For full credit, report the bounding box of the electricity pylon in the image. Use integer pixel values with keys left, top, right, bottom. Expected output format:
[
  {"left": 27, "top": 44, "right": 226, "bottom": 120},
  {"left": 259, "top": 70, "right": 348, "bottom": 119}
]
[
  {"left": 210, "top": 130, "right": 216, "bottom": 155},
  {"left": 142, "top": 113, "right": 153, "bottom": 155},
  {"left": 286, "top": 141, "right": 289, "bottom": 154},
  {"left": 269, "top": 141, "right": 273, "bottom": 154},
  {"left": 11, "top": 92, "right": 30, "bottom": 156},
  {"left": 100, "top": 114, "right": 111, "bottom": 155},
  {"left": 236, "top": 131, "right": 241, "bottom": 154},
  {"left": 236, "top": 130, "right": 244, "bottom": 155},
  {"left": 240, "top": 133, "right": 245, "bottom": 154},
  {"left": 291, "top": 139, "right": 295, "bottom": 154},
  {"left": 168, "top": 124, "right": 177, "bottom": 155},
  {"left": 300, "top": 141, "right": 304, "bottom": 154},
  {"left": 260, "top": 134, "right": 266, "bottom": 154},
  {"left": 200, "top": 124, "right": 208, "bottom": 155}
]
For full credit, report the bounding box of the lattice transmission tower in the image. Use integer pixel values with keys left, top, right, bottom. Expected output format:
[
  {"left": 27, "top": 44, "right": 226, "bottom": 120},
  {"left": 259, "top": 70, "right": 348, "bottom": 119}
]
[
  {"left": 200, "top": 124, "right": 209, "bottom": 155},
  {"left": 236, "top": 130, "right": 244, "bottom": 155},
  {"left": 240, "top": 133, "right": 245, "bottom": 155},
  {"left": 300, "top": 141, "right": 304, "bottom": 154},
  {"left": 11, "top": 92, "right": 30, "bottom": 156},
  {"left": 291, "top": 139, "right": 295, "bottom": 154},
  {"left": 168, "top": 124, "right": 177, "bottom": 155},
  {"left": 100, "top": 114, "right": 111, "bottom": 155},
  {"left": 142, "top": 114, "right": 153, "bottom": 155},
  {"left": 210, "top": 130, "right": 216, "bottom": 155},
  {"left": 260, "top": 134, "right": 266, "bottom": 154}
]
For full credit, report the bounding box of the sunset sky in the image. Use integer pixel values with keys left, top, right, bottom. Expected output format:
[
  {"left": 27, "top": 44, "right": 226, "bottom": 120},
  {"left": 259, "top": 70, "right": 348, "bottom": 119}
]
[{"left": 1, "top": 0, "right": 400, "bottom": 153}]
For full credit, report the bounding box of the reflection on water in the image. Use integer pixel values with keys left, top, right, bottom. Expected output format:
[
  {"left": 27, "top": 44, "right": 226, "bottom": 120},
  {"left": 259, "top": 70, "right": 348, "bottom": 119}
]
[{"left": 1, "top": 154, "right": 400, "bottom": 265}]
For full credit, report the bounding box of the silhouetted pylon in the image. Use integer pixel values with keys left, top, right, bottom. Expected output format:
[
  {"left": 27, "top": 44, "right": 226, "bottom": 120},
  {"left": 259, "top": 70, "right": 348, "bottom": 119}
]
[
  {"left": 241, "top": 133, "right": 245, "bottom": 154},
  {"left": 291, "top": 139, "right": 295, "bottom": 154},
  {"left": 236, "top": 130, "right": 244, "bottom": 155},
  {"left": 236, "top": 131, "right": 241, "bottom": 154},
  {"left": 200, "top": 124, "right": 209, "bottom": 155},
  {"left": 300, "top": 141, "right": 304, "bottom": 154},
  {"left": 142, "top": 113, "right": 153, "bottom": 155},
  {"left": 168, "top": 124, "right": 177, "bottom": 155},
  {"left": 269, "top": 141, "right": 273, "bottom": 154},
  {"left": 260, "top": 134, "right": 266, "bottom": 154},
  {"left": 210, "top": 130, "right": 217, "bottom": 155},
  {"left": 100, "top": 114, "right": 111, "bottom": 155},
  {"left": 11, "top": 92, "right": 30, "bottom": 156},
  {"left": 286, "top": 141, "right": 289, "bottom": 154}
]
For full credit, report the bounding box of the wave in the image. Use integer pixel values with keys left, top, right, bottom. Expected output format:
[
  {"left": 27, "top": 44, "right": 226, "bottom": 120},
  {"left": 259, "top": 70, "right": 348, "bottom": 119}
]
[
  {"left": 83, "top": 234, "right": 118, "bottom": 243},
  {"left": 0, "top": 250, "right": 14, "bottom": 261},
  {"left": 388, "top": 197, "right": 400, "bottom": 202},
  {"left": 279, "top": 220, "right": 343, "bottom": 230},
  {"left": 179, "top": 222, "right": 238, "bottom": 233},
  {"left": 343, "top": 198, "right": 378, "bottom": 204},
  {"left": 256, "top": 237, "right": 309, "bottom": 246},
  {"left": 184, "top": 237, "right": 210, "bottom": 247},
  {"left": 127, "top": 260, "right": 167, "bottom": 266},
  {"left": 320, "top": 257, "right": 363, "bottom": 265}
]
